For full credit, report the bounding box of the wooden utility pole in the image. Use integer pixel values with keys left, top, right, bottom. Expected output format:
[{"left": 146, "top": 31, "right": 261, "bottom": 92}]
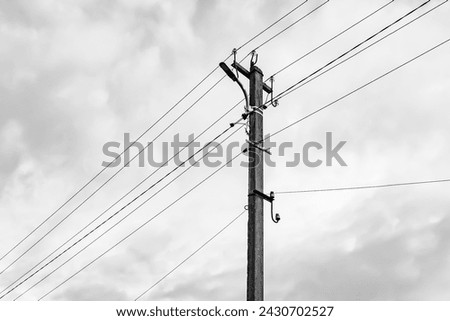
[{"left": 247, "top": 63, "right": 264, "bottom": 301}]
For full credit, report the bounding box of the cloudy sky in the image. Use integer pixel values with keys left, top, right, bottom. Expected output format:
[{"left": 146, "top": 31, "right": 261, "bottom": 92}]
[{"left": 0, "top": 0, "right": 449, "bottom": 301}]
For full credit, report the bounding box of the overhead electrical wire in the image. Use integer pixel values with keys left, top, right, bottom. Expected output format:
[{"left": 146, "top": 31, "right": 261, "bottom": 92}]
[
  {"left": 273, "top": 0, "right": 448, "bottom": 101},
  {"left": 4, "top": 0, "right": 352, "bottom": 287},
  {"left": 265, "top": 38, "right": 450, "bottom": 142},
  {"left": 0, "top": 0, "right": 317, "bottom": 272},
  {"left": 236, "top": 0, "right": 309, "bottom": 51},
  {"left": 130, "top": 37, "right": 450, "bottom": 302},
  {"left": 34, "top": 34, "right": 450, "bottom": 296},
  {"left": 134, "top": 209, "right": 246, "bottom": 301},
  {"left": 3, "top": 122, "right": 245, "bottom": 300},
  {"left": 132, "top": 6, "right": 449, "bottom": 300},
  {"left": 0, "top": 55, "right": 230, "bottom": 267},
  {"left": 136, "top": 181, "right": 450, "bottom": 299},
  {"left": 252, "top": 0, "right": 330, "bottom": 52},
  {"left": 123, "top": 34, "right": 450, "bottom": 300},
  {"left": 270, "top": 0, "right": 432, "bottom": 102},
  {"left": 0, "top": 99, "right": 244, "bottom": 298},
  {"left": 7, "top": 0, "right": 448, "bottom": 300},
  {"left": 28, "top": 34, "right": 450, "bottom": 296},
  {"left": 0, "top": 75, "right": 226, "bottom": 276},
  {"left": 7, "top": 0, "right": 447, "bottom": 297},
  {"left": 268, "top": 0, "right": 394, "bottom": 79},
  {"left": 35, "top": 151, "right": 245, "bottom": 301},
  {"left": 276, "top": 178, "right": 450, "bottom": 195},
  {"left": 137, "top": 28, "right": 450, "bottom": 300},
  {"left": 2, "top": 11, "right": 361, "bottom": 290},
  {"left": 55, "top": 2, "right": 450, "bottom": 301}
]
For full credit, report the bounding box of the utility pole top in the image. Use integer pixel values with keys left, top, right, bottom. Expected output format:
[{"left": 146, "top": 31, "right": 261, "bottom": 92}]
[
  {"left": 231, "top": 61, "right": 272, "bottom": 94},
  {"left": 250, "top": 65, "right": 263, "bottom": 76}
]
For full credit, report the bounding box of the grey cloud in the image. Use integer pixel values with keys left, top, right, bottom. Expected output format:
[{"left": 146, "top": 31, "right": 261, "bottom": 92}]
[
  {"left": 0, "top": 70, "right": 80, "bottom": 167},
  {"left": 1, "top": 0, "right": 449, "bottom": 302},
  {"left": 270, "top": 193, "right": 450, "bottom": 300},
  {"left": 144, "top": 267, "right": 244, "bottom": 301}
]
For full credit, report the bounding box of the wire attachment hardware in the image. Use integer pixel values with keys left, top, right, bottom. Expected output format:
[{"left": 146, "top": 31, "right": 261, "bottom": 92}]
[
  {"left": 232, "top": 48, "right": 239, "bottom": 79},
  {"left": 250, "top": 50, "right": 258, "bottom": 67},
  {"left": 252, "top": 189, "right": 280, "bottom": 223},
  {"left": 269, "top": 76, "right": 279, "bottom": 107},
  {"left": 230, "top": 121, "right": 246, "bottom": 127}
]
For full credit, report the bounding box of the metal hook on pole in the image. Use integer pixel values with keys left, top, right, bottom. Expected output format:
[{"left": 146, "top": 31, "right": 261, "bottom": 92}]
[
  {"left": 269, "top": 192, "right": 280, "bottom": 223},
  {"left": 269, "top": 77, "right": 279, "bottom": 107},
  {"left": 232, "top": 48, "right": 239, "bottom": 79},
  {"left": 250, "top": 50, "right": 258, "bottom": 67},
  {"left": 252, "top": 190, "right": 280, "bottom": 224}
]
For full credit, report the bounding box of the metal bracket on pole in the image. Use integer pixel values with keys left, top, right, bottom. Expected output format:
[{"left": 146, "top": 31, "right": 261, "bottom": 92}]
[
  {"left": 231, "top": 61, "right": 273, "bottom": 94},
  {"left": 252, "top": 190, "right": 280, "bottom": 223}
]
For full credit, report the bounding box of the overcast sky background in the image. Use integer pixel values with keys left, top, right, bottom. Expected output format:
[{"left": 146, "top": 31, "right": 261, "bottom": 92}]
[{"left": 0, "top": 0, "right": 449, "bottom": 301}]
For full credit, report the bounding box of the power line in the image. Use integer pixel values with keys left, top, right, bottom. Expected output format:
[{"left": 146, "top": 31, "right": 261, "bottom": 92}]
[
  {"left": 269, "top": 0, "right": 394, "bottom": 79},
  {"left": 0, "top": 5, "right": 275, "bottom": 273},
  {"left": 0, "top": 99, "right": 244, "bottom": 298},
  {"left": 265, "top": 38, "right": 450, "bottom": 141},
  {"left": 35, "top": 151, "right": 245, "bottom": 301},
  {"left": 271, "top": 0, "right": 431, "bottom": 102},
  {"left": 4, "top": 123, "right": 244, "bottom": 300},
  {"left": 274, "top": 0, "right": 448, "bottom": 101},
  {"left": 0, "top": 0, "right": 306, "bottom": 267},
  {"left": 276, "top": 178, "right": 450, "bottom": 194},
  {"left": 133, "top": 35, "right": 450, "bottom": 302},
  {"left": 0, "top": 75, "right": 227, "bottom": 276},
  {"left": 253, "top": 0, "right": 330, "bottom": 52},
  {"left": 131, "top": 20, "right": 450, "bottom": 302},
  {"left": 4, "top": 0, "right": 331, "bottom": 281},
  {"left": 7, "top": 0, "right": 446, "bottom": 300},
  {"left": 3, "top": 0, "right": 341, "bottom": 294},
  {"left": 13, "top": 13, "right": 449, "bottom": 300},
  {"left": 5, "top": 70, "right": 266, "bottom": 296},
  {"left": 0, "top": 57, "right": 229, "bottom": 267},
  {"left": 134, "top": 209, "right": 246, "bottom": 301},
  {"left": 236, "top": 0, "right": 330, "bottom": 68},
  {"left": 236, "top": 0, "right": 309, "bottom": 51},
  {"left": 130, "top": 3, "right": 449, "bottom": 302}
]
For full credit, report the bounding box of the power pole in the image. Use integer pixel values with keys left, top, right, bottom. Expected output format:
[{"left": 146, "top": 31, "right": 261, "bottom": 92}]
[
  {"left": 221, "top": 56, "right": 272, "bottom": 301},
  {"left": 247, "top": 63, "right": 265, "bottom": 301}
]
